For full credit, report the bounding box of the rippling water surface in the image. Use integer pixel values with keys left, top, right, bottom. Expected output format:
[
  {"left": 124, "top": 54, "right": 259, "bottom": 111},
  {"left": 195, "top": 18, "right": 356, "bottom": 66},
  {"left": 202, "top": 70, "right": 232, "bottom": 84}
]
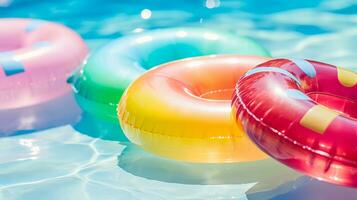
[{"left": 0, "top": 0, "right": 357, "bottom": 199}]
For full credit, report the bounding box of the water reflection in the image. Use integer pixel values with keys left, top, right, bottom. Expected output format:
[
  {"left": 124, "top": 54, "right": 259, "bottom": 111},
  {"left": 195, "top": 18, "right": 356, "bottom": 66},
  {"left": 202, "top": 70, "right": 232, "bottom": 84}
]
[
  {"left": 118, "top": 143, "right": 306, "bottom": 199},
  {"left": 0, "top": 0, "right": 11, "bottom": 7},
  {"left": 140, "top": 9, "right": 152, "bottom": 19},
  {"left": 0, "top": 92, "right": 81, "bottom": 136},
  {"left": 118, "top": 143, "right": 357, "bottom": 199},
  {"left": 270, "top": 178, "right": 357, "bottom": 200},
  {"left": 72, "top": 112, "right": 128, "bottom": 142},
  {"left": 205, "top": 0, "right": 221, "bottom": 9}
]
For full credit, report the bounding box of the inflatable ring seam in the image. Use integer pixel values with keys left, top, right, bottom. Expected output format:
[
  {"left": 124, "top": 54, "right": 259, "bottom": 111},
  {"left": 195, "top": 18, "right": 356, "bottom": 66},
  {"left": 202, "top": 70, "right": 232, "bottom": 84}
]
[
  {"left": 120, "top": 111, "right": 242, "bottom": 140},
  {"left": 2, "top": 74, "right": 68, "bottom": 88},
  {"left": 306, "top": 91, "right": 356, "bottom": 107},
  {"left": 233, "top": 81, "right": 357, "bottom": 168}
]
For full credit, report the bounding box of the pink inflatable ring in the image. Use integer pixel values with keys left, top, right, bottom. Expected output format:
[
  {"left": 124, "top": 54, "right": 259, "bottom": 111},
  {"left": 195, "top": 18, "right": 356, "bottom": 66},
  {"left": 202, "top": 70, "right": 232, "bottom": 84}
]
[{"left": 0, "top": 18, "right": 88, "bottom": 109}]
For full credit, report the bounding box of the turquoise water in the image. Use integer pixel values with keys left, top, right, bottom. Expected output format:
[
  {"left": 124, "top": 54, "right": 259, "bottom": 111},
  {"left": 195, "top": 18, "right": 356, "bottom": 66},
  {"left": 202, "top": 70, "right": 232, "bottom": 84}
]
[{"left": 1, "top": 0, "right": 357, "bottom": 199}]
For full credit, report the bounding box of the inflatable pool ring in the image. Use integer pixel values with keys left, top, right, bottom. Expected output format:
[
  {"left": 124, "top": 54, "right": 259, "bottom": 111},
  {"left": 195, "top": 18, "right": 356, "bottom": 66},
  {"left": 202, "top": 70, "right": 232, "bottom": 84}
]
[
  {"left": 232, "top": 58, "right": 357, "bottom": 187},
  {"left": 118, "top": 55, "right": 269, "bottom": 163},
  {"left": 71, "top": 28, "right": 270, "bottom": 121},
  {"left": 0, "top": 18, "right": 88, "bottom": 109}
]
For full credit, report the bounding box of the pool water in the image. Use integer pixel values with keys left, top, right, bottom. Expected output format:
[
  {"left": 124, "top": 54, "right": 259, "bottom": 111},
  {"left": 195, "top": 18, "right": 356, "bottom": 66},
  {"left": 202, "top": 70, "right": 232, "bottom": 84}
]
[{"left": 1, "top": 0, "right": 357, "bottom": 199}]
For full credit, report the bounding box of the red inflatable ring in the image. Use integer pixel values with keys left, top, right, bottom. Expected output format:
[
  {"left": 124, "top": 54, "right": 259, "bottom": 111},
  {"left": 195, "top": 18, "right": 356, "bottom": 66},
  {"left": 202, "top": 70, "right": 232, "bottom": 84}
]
[{"left": 232, "top": 58, "right": 357, "bottom": 187}]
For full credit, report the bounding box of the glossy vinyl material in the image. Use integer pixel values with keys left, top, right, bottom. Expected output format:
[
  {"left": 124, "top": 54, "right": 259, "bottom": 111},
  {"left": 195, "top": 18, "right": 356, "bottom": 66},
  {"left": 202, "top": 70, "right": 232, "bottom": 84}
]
[
  {"left": 118, "top": 55, "right": 269, "bottom": 163},
  {"left": 71, "top": 28, "right": 270, "bottom": 121},
  {"left": 0, "top": 18, "right": 88, "bottom": 109},
  {"left": 232, "top": 58, "right": 357, "bottom": 187}
]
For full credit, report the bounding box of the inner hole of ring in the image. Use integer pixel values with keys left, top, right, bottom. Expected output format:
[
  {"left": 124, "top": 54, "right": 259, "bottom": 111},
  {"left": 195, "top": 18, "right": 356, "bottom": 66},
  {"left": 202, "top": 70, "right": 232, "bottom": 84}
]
[
  {"left": 139, "top": 41, "right": 238, "bottom": 101},
  {"left": 0, "top": 32, "right": 27, "bottom": 52},
  {"left": 0, "top": 43, "right": 23, "bottom": 52},
  {"left": 199, "top": 89, "right": 235, "bottom": 100},
  {"left": 308, "top": 92, "right": 357, "bottom": 120},
  {"left": 140, "top": 40, "right": 221, "bottom": 70}
]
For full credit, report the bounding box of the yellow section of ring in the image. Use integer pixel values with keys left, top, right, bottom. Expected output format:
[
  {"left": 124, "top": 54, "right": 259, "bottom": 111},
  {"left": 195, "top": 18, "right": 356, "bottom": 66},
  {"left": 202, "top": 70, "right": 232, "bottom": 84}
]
[
  {"left": 300, "top": 105, "right": 339, "bottom": 134},
  {"left": 337, "top": 67, "right": 357, "bottom": 87}
]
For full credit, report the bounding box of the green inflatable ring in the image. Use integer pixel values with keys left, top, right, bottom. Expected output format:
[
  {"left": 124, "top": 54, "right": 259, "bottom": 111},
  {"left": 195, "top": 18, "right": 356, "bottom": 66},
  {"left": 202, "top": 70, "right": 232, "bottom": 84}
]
[{"left": 71, "top": 28, "right": 270, "bottom": 121}]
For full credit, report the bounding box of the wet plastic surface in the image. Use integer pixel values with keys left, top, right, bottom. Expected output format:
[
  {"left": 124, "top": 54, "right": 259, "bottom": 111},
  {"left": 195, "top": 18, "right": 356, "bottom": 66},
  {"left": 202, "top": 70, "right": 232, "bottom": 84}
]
[
  {"left": 0, "top": 18, "right": 88, "bottom": 109},
  {"left": 71, "top": 28, "right": 269, "bottom": 121},
  {"left": 119, "top": 55, "right": 269, "bottom": 163},
  {"left": 232, "top": 58, "right": 357, "bottom": 187}
]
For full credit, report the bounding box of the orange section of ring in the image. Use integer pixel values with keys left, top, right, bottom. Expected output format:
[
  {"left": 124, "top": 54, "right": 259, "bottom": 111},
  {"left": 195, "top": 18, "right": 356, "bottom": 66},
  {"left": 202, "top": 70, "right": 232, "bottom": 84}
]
[{"left": 118, "top": 55, "right": 269, "bottom": 163}]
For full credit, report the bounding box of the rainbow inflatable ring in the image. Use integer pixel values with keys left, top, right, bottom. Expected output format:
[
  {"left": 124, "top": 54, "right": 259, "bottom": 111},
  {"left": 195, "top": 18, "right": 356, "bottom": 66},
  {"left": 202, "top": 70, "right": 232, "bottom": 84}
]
[
  {"left": 118, "top": 55, "right": 269, "bottom": 163},
  {"left": 72, "top": 28, "right": 270, "bottom": 121}
]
